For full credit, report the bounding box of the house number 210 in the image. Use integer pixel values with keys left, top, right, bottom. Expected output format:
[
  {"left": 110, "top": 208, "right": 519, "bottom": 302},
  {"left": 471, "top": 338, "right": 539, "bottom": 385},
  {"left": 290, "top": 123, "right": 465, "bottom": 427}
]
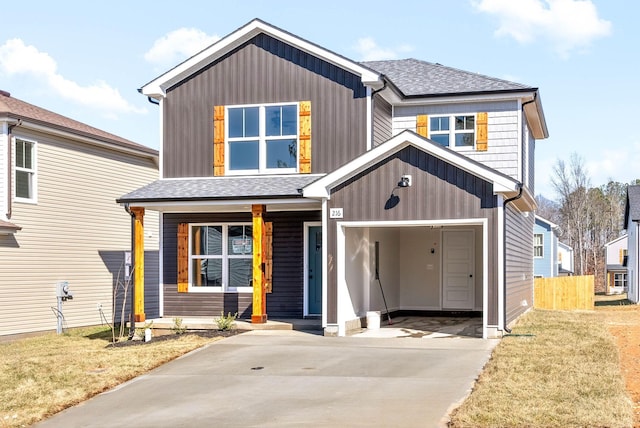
[{"left": 330, "top": 208, "right": 344, "bottom": 219}]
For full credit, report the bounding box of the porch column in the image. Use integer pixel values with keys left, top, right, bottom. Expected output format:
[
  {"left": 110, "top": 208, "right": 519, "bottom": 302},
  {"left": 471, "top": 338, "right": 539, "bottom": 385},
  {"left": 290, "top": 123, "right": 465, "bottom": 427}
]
[
  {"left": 252, "top": 204, "right": 267, "bottom": 323},
  {"left": 131, "top": 207, "right": 145, "bottom": 322}
]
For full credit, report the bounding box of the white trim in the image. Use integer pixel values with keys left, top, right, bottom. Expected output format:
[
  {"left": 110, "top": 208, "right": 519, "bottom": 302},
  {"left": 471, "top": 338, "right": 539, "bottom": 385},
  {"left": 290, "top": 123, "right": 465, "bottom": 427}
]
[
  {"left": 482, "top": 217, "right": 489, "bottom": 339},
  {"left": 141, "top": 19, "right": 382, "bottom": 98},
  {"left": 13, "top": 136, "right": 38, "bottom": 204},
  {"left": 428, "top": 113, "right": 477, "bottom": 150},
  {"left": 158, "top": 98, "right": 165, "bottom": 179},
  {"left": 303, "top": 221, "right": 322, "bottom": 317},
  {"left": 366, "top": 87, "right": 372, "bottom": 151},
  {"left": 303, "top": 130, "right": 519, "bottom": 199},
  {"left": 496, "top": 195, "right": 505, "bottom": 331},
  {"left": 321, "top": 199, "right": 329, "bottom": 328},
  {"left": 517, "top": 98, "right": 523, "bottom": 183}
]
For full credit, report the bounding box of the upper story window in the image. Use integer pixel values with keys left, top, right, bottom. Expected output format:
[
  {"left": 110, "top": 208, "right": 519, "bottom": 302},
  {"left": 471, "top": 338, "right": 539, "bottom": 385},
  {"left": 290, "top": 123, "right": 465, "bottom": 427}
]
[
  {"left": 14, "top": 138, "right": 37, "bottom": 202},
  {"left": 227, "top": 103, "right": 298, "bottom": 174},
  {"left": 534, "top": 233, "right": 543, "bottom": 258},
  {"left": 429, "top": 115, "right": 475, "bottom": 148}
]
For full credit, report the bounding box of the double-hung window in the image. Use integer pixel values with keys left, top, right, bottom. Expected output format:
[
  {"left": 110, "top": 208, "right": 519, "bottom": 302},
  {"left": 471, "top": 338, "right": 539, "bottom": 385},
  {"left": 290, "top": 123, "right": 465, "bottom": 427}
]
[
  {"left": 533, "top": 234, "right": 543, "bottom": 258},
  {"left": 227, "top": 103, "right": 298, "bottom": 174},
  {"left": 429, "top": 114, "right": 475, "bottom": 148},
  {"left": 14, "top": 138, "right": 36, "bottom": 202},
  {"left": 614, "top": 273, "right": 628, "bottom": 288},
  {"left": 190, "top": 224, "right": 253, "bottom": 292}
]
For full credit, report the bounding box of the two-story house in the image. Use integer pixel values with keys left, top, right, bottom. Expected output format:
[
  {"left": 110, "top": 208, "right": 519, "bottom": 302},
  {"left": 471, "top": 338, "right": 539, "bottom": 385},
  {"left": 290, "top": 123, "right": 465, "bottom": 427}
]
[
  {"left": 534, "top": 215, "right": 573, "bottom": 278},
  {"left": 0, "top": 90, "right": 160, "bottom": 337},
  {"left": 604, "top": 234, "right": 628, "bottom": 295},
  {"left": 624, "top": 185, "right": 640, "bottom": 302},
  {"left": 118, "top": 19, "right": 548, "bottom": 338}
]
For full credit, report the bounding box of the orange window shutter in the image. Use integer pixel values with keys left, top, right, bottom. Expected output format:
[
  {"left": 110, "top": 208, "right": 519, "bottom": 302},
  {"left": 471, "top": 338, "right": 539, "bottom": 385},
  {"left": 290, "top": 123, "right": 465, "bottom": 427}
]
[
  {"left": 213, "top": 105, "right": 225, "bottom": 176},
  {"left": 416, "top": 114, "right": 428, "bottom": 137},
  {"left": 264, "top": 222, "right": 273, "bottom": 293},
  {"left": 299, "top": 101, "right": 311, "bottom": 174},
  {"left": 177, "top": 223, "right": 189, "bottom": 293},
  {"left": 620, "top": 248, "right": 624, "bottom": 264},
  {"left": 476, "top": 112, "right": 488, "bottom": 151}
]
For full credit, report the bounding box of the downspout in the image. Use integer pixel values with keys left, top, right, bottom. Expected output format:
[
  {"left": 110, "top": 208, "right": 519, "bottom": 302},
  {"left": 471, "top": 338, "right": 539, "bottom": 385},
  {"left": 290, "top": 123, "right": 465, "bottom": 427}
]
[
  {"left": 6, "top": 119, "right": 22, "bottom": 219},
  {"left": 124, "top": 203, "right": 136, "bottom": 338},
  {"left": 503, "top": 182, "right": 523, "bottom": 334},
  {"left": 369, "top": 76, "right": 388, "bottom": 149}
]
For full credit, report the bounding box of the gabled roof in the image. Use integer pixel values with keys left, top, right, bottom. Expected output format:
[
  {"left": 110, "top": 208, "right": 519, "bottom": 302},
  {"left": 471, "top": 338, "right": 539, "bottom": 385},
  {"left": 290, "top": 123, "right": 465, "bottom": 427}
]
[
  {"left": 625, "top": 185, "right": 640, "bottom": 224},
  {"left": 605, "top": 234, "right": 628, "bottom": 248},
  {"left": 0, "top": 91, "right": 157, "bottom": 159},
  {"left": 303, "top": 130, "right": 522, "bottom": 200},
  {"left": 535, "top": 215, "right": 559, "bottom": 231},
  {"left": 362, "top": 59, "right": 534, "bottom": 97},
  {"left": 117, "top": 174, "right": 323, "bottom": 204},
  {"left": 140, "top": 18, "right": 383, "bottom": 98}
]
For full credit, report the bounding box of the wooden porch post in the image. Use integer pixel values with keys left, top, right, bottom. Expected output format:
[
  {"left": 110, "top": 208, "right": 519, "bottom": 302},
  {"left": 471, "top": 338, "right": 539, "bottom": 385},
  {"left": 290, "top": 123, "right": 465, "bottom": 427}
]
[
  {"left": 252, "top": 204, "right": 267, "bottom": 323},
  {"left": 131, "top": 207, "right": 145, "bottom": 322}
]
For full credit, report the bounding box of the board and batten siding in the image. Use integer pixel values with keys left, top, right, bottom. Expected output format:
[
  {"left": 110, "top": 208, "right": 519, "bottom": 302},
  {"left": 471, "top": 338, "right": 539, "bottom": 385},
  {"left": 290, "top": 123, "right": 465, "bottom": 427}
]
[
  {"left": 0, "top": 128, "right": 159, "bottom": 336},
  {"left": 325, "top": 146, "right": 500, "bottom": 324},
  {"left": 162, "top": 210, "right": 320, "bottom": 318},
  {"left": 392, "top": 101, "right": 521, "bottom": 180},
  {"left": 162, "top": 33, "right": 368, "bottom": 178},
  {"left": 505, "top": 204, "right": 534, "bottom": 325}
]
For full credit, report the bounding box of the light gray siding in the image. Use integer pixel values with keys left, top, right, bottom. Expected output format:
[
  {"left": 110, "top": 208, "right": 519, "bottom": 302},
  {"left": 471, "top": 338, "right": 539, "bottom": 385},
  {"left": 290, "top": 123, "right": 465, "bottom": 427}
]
[
  {"left": 372, "top": 95, "right": 392, "bottom": 147},
  {"left": 505, "top": 204, "right": 534, "bottom": 325},
  {"left": 0, "top": 128, "right": 159, "bottom": 336},
  {"left": 392, "top": 101, "right": 521, "bottom": 179}
]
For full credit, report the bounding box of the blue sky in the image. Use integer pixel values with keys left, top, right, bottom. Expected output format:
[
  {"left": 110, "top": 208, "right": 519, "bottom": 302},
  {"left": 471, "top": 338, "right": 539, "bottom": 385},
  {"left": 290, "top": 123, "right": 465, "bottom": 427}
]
[{"left": 0, "top": 0, "right": 635, "bottom": 199}]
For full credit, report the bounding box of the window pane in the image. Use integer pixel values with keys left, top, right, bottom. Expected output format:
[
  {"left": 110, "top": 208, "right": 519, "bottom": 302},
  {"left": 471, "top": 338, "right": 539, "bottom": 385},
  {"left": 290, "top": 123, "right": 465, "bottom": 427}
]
[
  {"left": 15, "top": 170, "right": 31, "bottom": 199},
  {"left": 228, "top": 225, "right": 253, "bottom": 255},
  {"left": 244, "top": 107, "right": 259, "bottom": 137},
  {"left": 229, "top": 259, "right": 252, "bottom": 287},
  {"left": 15, "top": 141, "right": 24, "bottom": 168},
  {"left": 266, "top": 139, "right": 297, "bottom": 168},
  {"left": 193, "top": 259, "right": 222, "bottom": 286},
  {"left": 24, "top": 142, "right": 33, "bottom": 169},
  {"left": 430, "top": 117, "right": 449, "bottom": 131},
  {"left": 265, "top": 106, "right": 281, "bottom": 136},
  {"left": 455, "top": 132, "right": 474, "bottom": 147},
  {"left": 455, "top": 116, "right": 474, "bottom": 130},
  {"left": 228, "top": 108, "right": 244, "bottom": 138},
  {"left": 192, "top": 226, "right": 222, "bottom": 255},
  {"left": 229, "top": 141, "right": 259, "bottom": 170},
  {"left": 281, "top": 105, "right": 297, "bottom": 135},
  {"left": 431, "top": 134, "right": 449, "bottom": 147}
]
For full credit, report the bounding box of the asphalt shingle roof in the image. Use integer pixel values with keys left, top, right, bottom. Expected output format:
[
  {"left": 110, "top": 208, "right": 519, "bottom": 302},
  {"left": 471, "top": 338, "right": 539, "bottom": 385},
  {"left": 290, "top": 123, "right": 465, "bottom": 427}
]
[
  {"left": 117, "top": 175, "right": 325, "bottom": 203},
  {"left": 361, "top": 58, "right": 535, "bottom": 97},
  {"left": 626, "top": 185, "right": 640, "bottom": 223},
  {"left": 0, "top": 90, "right": 157, "bottom": 157}
]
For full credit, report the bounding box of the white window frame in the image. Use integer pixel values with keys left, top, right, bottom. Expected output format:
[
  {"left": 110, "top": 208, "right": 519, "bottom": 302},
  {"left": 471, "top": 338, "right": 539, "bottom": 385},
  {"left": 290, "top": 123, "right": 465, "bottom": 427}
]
[
  {"left": 534, "top": 233, "right": 543, "bottom": 258},
  {"left": 188, "top": 223, "right": 253, "bottom": 293},
  {"left": 614, "top": 272, "right": 628, "bottom": 288},
  {"left": 428, "top": 114, "right": 476, "bottom": 149},
  {"left": 14, "top": 137, "right": 37, "bottom": 203},
  {"left": 226, "top": 102, "right": 299, "bottom": 175}
]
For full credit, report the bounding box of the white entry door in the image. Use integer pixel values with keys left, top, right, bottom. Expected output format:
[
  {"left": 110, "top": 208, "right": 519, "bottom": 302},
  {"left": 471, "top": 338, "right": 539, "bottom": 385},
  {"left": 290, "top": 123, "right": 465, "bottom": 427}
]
[{"left": 442, "top": 230, "right": 475, "bottom": 310}]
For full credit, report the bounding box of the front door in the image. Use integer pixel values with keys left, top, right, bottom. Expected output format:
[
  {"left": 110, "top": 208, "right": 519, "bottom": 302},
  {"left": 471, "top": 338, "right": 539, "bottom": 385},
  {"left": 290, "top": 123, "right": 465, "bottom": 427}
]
[
  {"left": 442, "top": 230, "right": 475, "bottom": 310},
  {"left": 307, "top": 226, "right": 322, "bottom": 315}
]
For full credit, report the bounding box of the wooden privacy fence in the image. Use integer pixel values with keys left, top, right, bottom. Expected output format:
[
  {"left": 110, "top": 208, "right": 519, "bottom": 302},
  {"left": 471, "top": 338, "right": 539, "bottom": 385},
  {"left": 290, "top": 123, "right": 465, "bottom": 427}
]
[{"left": 534, "top": 275, "right": 594, "bottom": 310}]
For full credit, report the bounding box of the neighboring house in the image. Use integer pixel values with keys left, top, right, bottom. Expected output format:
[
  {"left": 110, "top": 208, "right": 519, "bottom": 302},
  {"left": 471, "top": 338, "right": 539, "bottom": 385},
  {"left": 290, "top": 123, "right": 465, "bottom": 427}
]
[
  {"left": 0, "top": 90, "right": 160, "bottom": 337},
  {"left": 533, "top": 215, "right": 573, "bottom": 277},
  {"left": 625, "top": 185, "right": 640, "bottom": 302},
  {"left": 118, "top": 19, "right": 548, "bottom": 338},
  {"left": 557, "top": 241, "right": 574, "bottom": 276},
  {"left": 604, "top": 234, "right": 628, "bottom": 295}
]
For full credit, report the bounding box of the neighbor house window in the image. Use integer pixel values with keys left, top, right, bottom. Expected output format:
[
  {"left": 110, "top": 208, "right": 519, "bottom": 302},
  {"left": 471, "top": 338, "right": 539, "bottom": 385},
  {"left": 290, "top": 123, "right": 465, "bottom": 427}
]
[
  {"left": 534, "top": 234, "right": 543, "bottom": 258},
  {"left": 614, "top": 273, "right": 628, "bottom": 288},
  {"left": 429, "top": 115, "right": 475, "bottom": 148},
  {"left": 190, "top": 224, "right": 253, "bottom": 292},
  {"left": 227, "top": 103, "right": 298, "bottom": 174},
  {"left": 14, "top": 138, "right": 36, "bottom": 201}
]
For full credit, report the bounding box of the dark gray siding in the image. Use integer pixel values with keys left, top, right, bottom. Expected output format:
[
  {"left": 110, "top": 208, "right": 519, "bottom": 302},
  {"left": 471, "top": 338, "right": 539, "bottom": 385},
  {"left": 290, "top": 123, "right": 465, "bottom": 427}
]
[
  {"left": 372, "top": 95, "right": 392, "bottom": 147},
  {"left": 162, "top": 211, "right": 320, "bottom": 318},
  {"left": 326, "top": 146, "right": 500, "bottom": 323},
  {"left": 505, "top": 204, "right": 534, "bottom": 325},
  {"left": 163, "top": 33, "right": 368, "bottom": 178}
]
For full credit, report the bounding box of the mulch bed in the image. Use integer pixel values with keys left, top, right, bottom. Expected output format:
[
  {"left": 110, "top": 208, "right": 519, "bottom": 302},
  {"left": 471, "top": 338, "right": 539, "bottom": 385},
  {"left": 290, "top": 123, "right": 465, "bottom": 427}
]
[{"left": 106, "top": 329, "right": 242, "bottom": 348}]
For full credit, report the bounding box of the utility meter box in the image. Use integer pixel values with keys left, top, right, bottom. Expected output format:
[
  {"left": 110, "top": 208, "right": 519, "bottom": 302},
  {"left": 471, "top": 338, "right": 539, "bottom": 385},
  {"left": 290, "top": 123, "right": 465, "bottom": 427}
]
[{"left": 56, "top": 281, "right": 73, "bottom": 301}]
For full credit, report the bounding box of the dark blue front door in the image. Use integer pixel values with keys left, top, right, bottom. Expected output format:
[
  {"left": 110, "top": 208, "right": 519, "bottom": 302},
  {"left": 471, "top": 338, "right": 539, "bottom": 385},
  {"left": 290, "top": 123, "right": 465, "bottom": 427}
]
[{"left": 308, "top": 226, "right": 322, "bottom": 315}]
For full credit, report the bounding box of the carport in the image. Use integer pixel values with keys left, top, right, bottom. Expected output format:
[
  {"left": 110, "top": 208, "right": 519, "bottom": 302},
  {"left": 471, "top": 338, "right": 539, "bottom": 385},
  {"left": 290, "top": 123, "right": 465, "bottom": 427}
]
[{"left": 336, "top": 221, "right": 488, "bottom": 338}]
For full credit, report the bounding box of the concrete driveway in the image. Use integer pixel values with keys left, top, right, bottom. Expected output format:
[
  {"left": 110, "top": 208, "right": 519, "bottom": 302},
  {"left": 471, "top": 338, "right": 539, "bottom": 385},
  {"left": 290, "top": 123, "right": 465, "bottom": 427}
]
[{"left": 34, "top": 330, "right": 497, "bottom": 428}]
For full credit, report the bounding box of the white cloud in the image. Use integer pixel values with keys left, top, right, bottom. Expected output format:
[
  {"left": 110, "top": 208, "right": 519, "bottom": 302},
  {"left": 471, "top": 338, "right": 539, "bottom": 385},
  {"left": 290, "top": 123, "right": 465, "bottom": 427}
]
[
  {"left": 0, "top": 38, "right": 145, "bottom": 116},
  {"left": 354, "top": 37, "right": 413, "bottom": 61},
  {"left": 472, "top": 0, "right": 611, "bottom": 57},
  {"left": 144, "top": 28, "right": 220, "bottom": 68},
  {"left": 585, "top": 141, "right": 640, "bottom": 187}
]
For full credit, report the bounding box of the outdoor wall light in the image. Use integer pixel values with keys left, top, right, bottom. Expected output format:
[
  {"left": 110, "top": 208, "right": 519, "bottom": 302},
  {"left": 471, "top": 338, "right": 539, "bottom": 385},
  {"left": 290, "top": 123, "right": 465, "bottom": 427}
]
[{"left": 398, "top": 174, "right": 412, "bottom": 188}]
